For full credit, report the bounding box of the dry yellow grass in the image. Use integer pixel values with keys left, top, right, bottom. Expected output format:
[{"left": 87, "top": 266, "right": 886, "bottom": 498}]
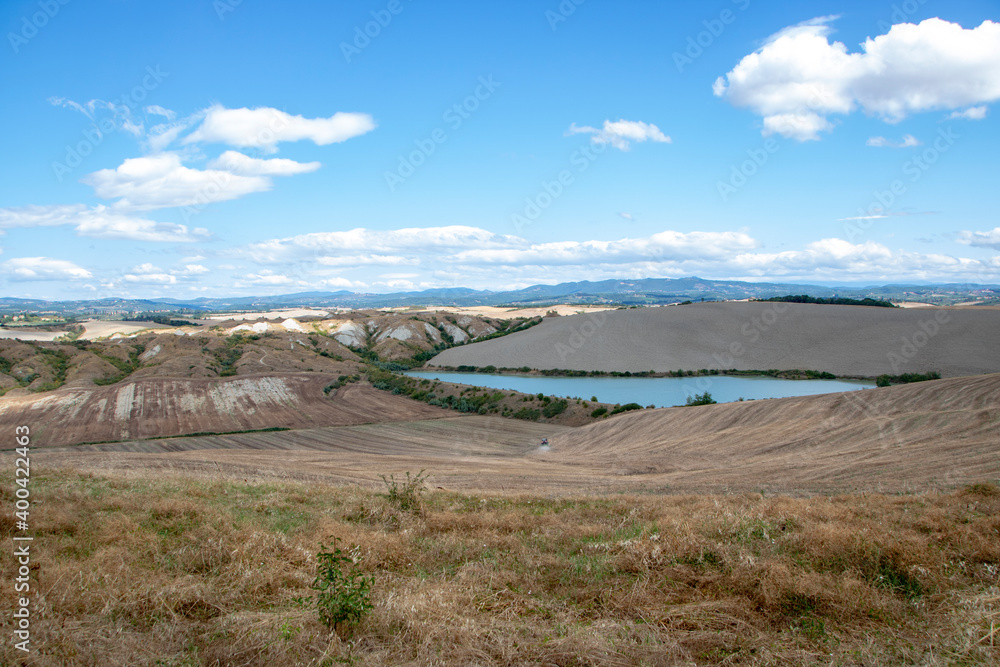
[{"left": 1, "top": 468, "right": 998, "bottom": 665}]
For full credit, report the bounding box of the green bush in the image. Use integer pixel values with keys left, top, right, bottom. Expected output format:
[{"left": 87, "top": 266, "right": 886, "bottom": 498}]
[
  {"left": 511, "top": 408, "right": 541, "bottom": 421},
  {"left": 610, "top": 402, "right": 643, "bottom": 415},
  {"left": 590, "top": 407, "right": 608, "bottom": 418},
  {"left": 295, "top": 537, "right": 373, "bottom": 633},
  {"left": 542, "top": 399, "right": 568, "bottom": 418},
  {"left": 380, "top": 469, "right": 428, "bottom": 512},
  {"left": 684, "top": 391, "right": 717, "bottom": 406}
]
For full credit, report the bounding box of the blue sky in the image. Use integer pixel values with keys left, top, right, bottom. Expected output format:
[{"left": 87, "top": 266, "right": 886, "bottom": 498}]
[{"left": 1, "top": 0, "right": 999, "bottom": 300}]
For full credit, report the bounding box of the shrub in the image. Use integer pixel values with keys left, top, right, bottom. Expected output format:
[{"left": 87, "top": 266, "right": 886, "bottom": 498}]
[
  {"left": 590, "top": 407, "right": 608, "bottom": 418},
  {"left": 295, "top": 537, "right": 373, "bottom": 633},
  {"left": 542, "top": 399, "right": 568, "bottom": 418},
  {"left": 511, "top": 408, "right": 541, "bottom": 421},
  {"left": 684, "top": 391, "right": 717, "bottom": 406},
  {"left": 610, "top": 402, "right": 643, "bottom": 415},
  {"left": 380, "top": 469, "right": 428, "bottom": 512}
]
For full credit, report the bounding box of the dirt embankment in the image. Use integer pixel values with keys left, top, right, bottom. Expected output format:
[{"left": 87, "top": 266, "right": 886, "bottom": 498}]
[
  {"left": 534, "top": 373, "right": 1000, "bottom": 491},
  {"left": 0, "top": 375, "right": 446, "bottom": 448},
  {"left": 429, "top": 302, "right": 1000, "bottom": 378},
  {"left": 31, "top": 373, "right": 1000, "bottom": 495}
]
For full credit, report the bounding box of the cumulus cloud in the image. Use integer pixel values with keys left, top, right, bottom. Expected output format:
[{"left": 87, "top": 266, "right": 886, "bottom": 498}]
[
  {"left": 567, "top": 119, "right": 671, "bottom": 150},
  {"left": 225, "top": 226, "right": 999, "bottom": 288},
  {"left": 237, "top": 226, "right": 520, "bottom": 264},
  {"left": 82, "top": 153, "right": 271, "bottom": 211},
  {"left": 316, "top": 255, "right": 419, "bottom": 267},
  {"left": 948, "top": 105, "right": 988, "bottom": 120},
  {"left": 714, "top": 18, "right": 1000, "bottom": 140},
  {"left": 3, "top": 257, "right": 92, "bottom": 281},
  {"left": 957, "top": 227, "right": 1000, "bottom": 250},
  {"left": 176, "top": 264, "right": 210, "bottom": 275},
  {"left": 761, "top": 113, "right": 833, "bottom": 141},
  {"left": 237, "top": 271, "right": 302, "bottom": 287},
  {"left": 866, "top": 134, "right": 921, "bottom": 148},
  {"left": 183, "top": 105, "right": 376, "bottom": 152},
  {"left": 123, "top": 263, "right": 176, "bottom": 284},
  {"left": 451, "top": 230, "right": 757, "bottom": 265},
  {"left": 208, "top": 151, "right": 321, "bottom": 176},
  {"left": 0, "top": 204, "right": 210, "bottom": 242}
]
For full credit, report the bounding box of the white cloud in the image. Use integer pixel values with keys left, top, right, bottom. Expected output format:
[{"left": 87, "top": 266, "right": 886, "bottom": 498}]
[
  {"left": 237, "top": 226, "right": 520, "bottom": 264},
  {"left": 226, "top": 226, "right": 999, "bottom": 288},
  {"left": 866, "top": 134, "right": 921, "bottom": 148},
  {"left": 0, "top": 204, "right": 210, "bottom": 242},
  {"left": 123, "top": 263, "right": 176, "bottom": 284},
  {"left": 144, "top": 105, "right": 176, "bottom": 121},
  {"left": 82, "top": 153, "right": 271, "bottom": 211},
  {"left": 714, "top": 18, "right": 1000, "bottom": 140},
  {"left": 567, "top": 119, "right": 671, "bottom": 150},
  {"left": 183, "top": 105, "right": 376, "bottom": 151},
  {"left": 208, "top": 151, "right": 321, "bottom": 176},
  {"left": 3, "top": 257, "right": 92, "bottom": 281},
  {"left": 239, "top": 271, "right": 302, "bottom": 287},
  {"left": 318, "top": 277, "right": 364, "bottom": 289},
  {"left": 317, "top": 255, "right": 419, "bottom": 267},
  {"left": 619, "top": 213, "right": 634, "bottom": 221},
  {"left": 957, "top": 227, "right": 1000, "bottom": 250},
  {"left": 49, "top": 97, "right": 145, "bottom": 136},
  {"left": 947, "top": 105, "right": 988, "bottom": 120},
  {"left": 452, "top": 230, "right": 757, "bottom": 265},
  {"left": 146, "top": 119, "right": 196, "bottom": 153},
  {"left": 762, "top": 112, "right": 834, "bottom": 141}
]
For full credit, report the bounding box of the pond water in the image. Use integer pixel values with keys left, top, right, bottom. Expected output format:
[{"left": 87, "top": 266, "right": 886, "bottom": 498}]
[{"left": 404, "top": 371, "right": 875, "bottom": 407}]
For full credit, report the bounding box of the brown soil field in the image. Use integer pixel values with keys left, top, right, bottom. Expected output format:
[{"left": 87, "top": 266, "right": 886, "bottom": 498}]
[
  {"left": 430, "top": 302, "right": 1000, "bottom": 377},
  {"left": 31, "top": 374, "right": 1000, "bottom": 496},
  {"left": 0, "top": 377, "right": 446, "bottom": 448},
  {"left": 535, "top": 373, "right": 1000, "bottom": 493}
]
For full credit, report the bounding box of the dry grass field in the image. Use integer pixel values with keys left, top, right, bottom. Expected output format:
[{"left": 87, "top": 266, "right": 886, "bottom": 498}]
[
  {"left": 430, "top": 302, "right": 1000, "bottom": 377},
  {"left": 0, "top": 468, "right": 997, "bottom": 665}
]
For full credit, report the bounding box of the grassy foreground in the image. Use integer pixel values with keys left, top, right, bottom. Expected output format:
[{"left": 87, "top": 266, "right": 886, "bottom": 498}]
[{"left": 2, "top": 470, "right": 998, "bottom": 665}]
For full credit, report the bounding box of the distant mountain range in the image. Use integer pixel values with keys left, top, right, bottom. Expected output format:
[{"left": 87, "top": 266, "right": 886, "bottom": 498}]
[{"left": 2, "top": 277, "right": 998, "bottom": 315}]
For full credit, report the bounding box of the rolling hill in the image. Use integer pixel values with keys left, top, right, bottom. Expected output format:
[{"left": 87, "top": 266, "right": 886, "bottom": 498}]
[
  {"left": 532, "top": 373, "right": 1000, "bottom": 492},
  {"left": 430, "top": 302, "right": 1000, "bottom": 377}
]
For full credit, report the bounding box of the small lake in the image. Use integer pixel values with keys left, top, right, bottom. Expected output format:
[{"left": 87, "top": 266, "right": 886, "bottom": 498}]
[{"left": 404, "top": 371, "right": 875, "bottom": 407}]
